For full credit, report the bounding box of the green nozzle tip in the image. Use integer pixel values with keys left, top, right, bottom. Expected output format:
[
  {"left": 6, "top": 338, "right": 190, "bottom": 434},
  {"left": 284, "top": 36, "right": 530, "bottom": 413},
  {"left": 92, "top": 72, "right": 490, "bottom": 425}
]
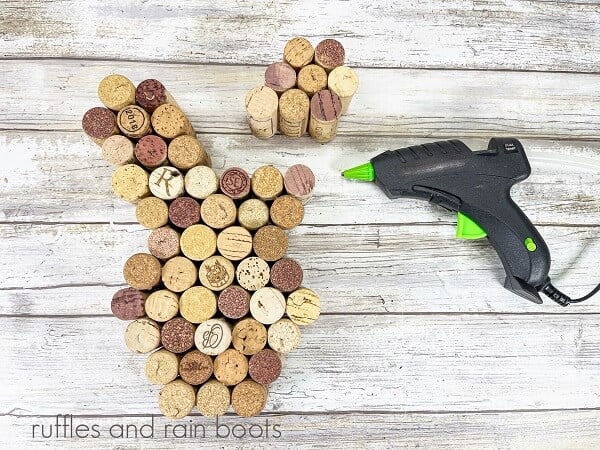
[{"left": 342, "top": 162, "right": 375, "bottom": 182}]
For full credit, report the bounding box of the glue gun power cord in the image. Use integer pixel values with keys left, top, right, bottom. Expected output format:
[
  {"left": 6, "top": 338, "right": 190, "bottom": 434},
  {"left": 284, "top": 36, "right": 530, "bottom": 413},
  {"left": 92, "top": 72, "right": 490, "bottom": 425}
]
[{"left": 541, "top": 280, "right": 600, "bottom": 306}]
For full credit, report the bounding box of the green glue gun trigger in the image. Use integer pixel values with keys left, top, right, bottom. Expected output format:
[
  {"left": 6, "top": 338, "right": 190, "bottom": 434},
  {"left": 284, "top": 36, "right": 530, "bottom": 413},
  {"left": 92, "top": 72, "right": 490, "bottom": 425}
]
[{"left": 343, "top": 138, "right": 600, "bottom": 306}]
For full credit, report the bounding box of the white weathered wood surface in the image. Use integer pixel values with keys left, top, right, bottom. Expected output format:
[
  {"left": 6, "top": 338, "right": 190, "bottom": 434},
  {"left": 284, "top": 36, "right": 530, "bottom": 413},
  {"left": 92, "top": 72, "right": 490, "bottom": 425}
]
[{"left": 1, "top": 0, "right": 600, "bottom": 448}]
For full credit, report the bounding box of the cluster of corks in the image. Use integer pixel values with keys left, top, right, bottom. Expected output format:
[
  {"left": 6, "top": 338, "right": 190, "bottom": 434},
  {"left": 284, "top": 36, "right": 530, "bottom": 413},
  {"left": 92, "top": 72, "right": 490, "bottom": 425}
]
[
  {"left": 245, "top": 37, "right": 359, "bottom": 143},
  {"left": 108, "top": 162, "right": 321, "bottom": 419}
]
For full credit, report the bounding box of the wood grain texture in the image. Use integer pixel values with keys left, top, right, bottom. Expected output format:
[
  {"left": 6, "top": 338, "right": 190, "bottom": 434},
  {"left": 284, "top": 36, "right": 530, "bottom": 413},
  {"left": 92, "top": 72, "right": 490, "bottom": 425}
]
[{"left": 1, "top": 1, "right": 599, "bottom": 72}]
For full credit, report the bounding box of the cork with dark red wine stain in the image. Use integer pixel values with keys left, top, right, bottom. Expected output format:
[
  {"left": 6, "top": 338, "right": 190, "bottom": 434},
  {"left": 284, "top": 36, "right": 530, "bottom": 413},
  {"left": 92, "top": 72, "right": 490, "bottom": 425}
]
[
  {"left": 265, "top": 62, "right": 297, "bottom": 94},
  {"left": 308, "top": 89, "right": 342, "bottom": 143},
  {"left": 111, "top": 287, "right": 147, "bottom": 320},
  {"left": 284, "top": 164, "right": 316, "bottom": 204},
  {"left": 82, "top": 107, "right": 119, "bottom": 145},
  {"left": 136, "top": 79, "right": 176, "bottom": 112},
  {"left": 220, "top": 167, "right": 251, "bottom": 200},
  {"left": 161, "top": 317, "right": 196, "bottom": 353},
  {"left": 314, "top": 39, "right": 345, "bottom": 72},
  {"left": 270, "top": 257, "right": 303, "bottom": 293},
  {"left": 249, "top": 349, "right": 282, "bottom": 385},
  {"left": 168, "top": 196, "right": 200, "bottom": 229},
  {"left": 218, "top": 285, "right": 251, "bottom": 319},
  {"left": 135, "top": 135, "right": 168, "bottom": 169}
]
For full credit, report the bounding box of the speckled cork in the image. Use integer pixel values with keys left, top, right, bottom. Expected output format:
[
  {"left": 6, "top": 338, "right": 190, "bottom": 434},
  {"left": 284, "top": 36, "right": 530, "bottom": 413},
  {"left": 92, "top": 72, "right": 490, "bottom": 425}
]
[
  {"left": 101, "top": 135, "right": 135, "bottom": 165},
  {"left": 231, "top": 380, "right": 268, "bottom": 417},
  {"left": 217, "top": 226, "right": 253, "bottom": 261},
  {"left": 314, "top": 39, "right": 345, "bottom": 72},
  {"left": 144, "top": 289, "right": 180, "bottom": 322},
  {"left": 286, "top": 287, "right": 321, "bottom": 325},
  {"left": 179, "top": 350, "right": 213, "bottom": 385},
  {"left": 253, "top": 225, "right": 288, "bottom": 261},
  {"left": 270, "top": 258, "right": 303, "bottom": 293},
  {"left": 214, "top": 349, "right": 249, "bottom": 386},
  {"left": 251, "top": 165, "right": 284, "bottom": 201},
  {"left": 220, "top": 167, "right": 251, "bottom": 200},
  {"left": 111, "top": 287, "right": 147, "bottom": 320},
  {"left": 279, "top": 89, "right": 310, "bottom": 138},
  {"left": 245, "top": 86, "right": 278, "bottom": 139},
  {"left": 267, "top": 318, "right": 301, "bottom": 354},
  {"left": 297, "top": 64, "right": 328, "bottom": 97},
  {"left": 236, "top": 257, "right": 270, "bottom": 291},
  {"left": 199, "top": 256, "right": 235, "bottom": 292},
  {"left": 249, "top": 349, "right": 282, "bottom": 385},
  {"left": 134, "top": 135, "right": 168, "bottom": 169},
  {"left": 111, "top": 164, "right": 150, "bottom": 203},
  {"left": 284, "top": 164, "right": 316, "bottom": 204},
  {"left": 168, "top": 135, "right": 211, "bottom": 170},
  {"left": 232, "top": 318, "right": 267, "bottom": 356},
  {"left": 136, "top": 197, "right": 169, "bottom": 229},
  {"left": 151, "top": 103, "right": 195, "bottom": 139},
  {"left": 161, "top": 256, "right": 197, "bottom": 292},
  {"left": 161, "top": 317, "right": 196, "bottom": 353},
  {"left": 185, "top": 166, "right": 219, "bottom": 200},
  {"left": 270, "top": 195, "right": 304, "bottom": 230},
  {"left": 117, "top": 105, "right": 152, "bottom": 139},
  {"left": 265, "top": 62, "right": 297, "bottom": 93},
  {"left": 168, "top": 196, "right": 200, "bottom": 229},
  {"left": 218, "top": 285, "right": 251, "bottom": 320},
  {"left": 201, "top": 194, "right": 237, "bottom": 229},
  {"left": 149, "top": 166, "right": 185, "bottom": 200},
  {"left": 82, "top": 107, "right": 119, "bottom": 145},
  {"left": 284, "top": 37, "right": 314, "bottom": 69},
  {"left": 237, "top": 199, "right": 269, "bottom": 231},
  {"left": 180, "top": 224, "right": 217, "bottom": 261},
  {"left": 124, "top": 318, "right": 162, "bottom": 354},
  {"left": 327, "top": 66, "right": 359, "bottom": 115},
  {"left": 98, "top": 74, "right": 136, "bottom": 111},
  {"left": 309, "top": 89, "right": 342, "bottom": 143},
  {"left": 197, "top": 380, "right": 231, "bottom": 417},
  {"left": 147, "top": 226, "right": 180, "bottom": 260},
  {"left": 250, "top": 287, "right": 286, "bottom": 325},
  {"left": 123, "top": 253, "right": 162, "bottom": 290},
  {"left": 159, "top": 379, "right": 196, "bottom": 419},
  {"left": 145, "top": 348, "right": 180, "bottom": 385},
  {"left": 195, "top": 318, "right": 232, "bottom": 356},
  {"left": 179, "top": 286, "right": 217, "bottom": 324},
  {"left": 136, "top": 79, "right": 176, "bottom": 112}
]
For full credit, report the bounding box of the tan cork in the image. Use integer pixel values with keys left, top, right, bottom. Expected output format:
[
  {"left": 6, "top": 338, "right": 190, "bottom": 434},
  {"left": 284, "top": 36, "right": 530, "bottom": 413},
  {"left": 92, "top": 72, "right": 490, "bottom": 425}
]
[
  {"left": 145, "top": 349, "right": 180, "bottom": 385},
  {"left": 180, "top": 224, "right": 217, "bottom": 261},
  {"left": 217, "top": 226, "right": 253, "bottom": 261},
  {"left": 231, "top": 380, "right": 268, "bottom": 417},
  {"left": 297, "top": 64, "right": 328, "bottom": 97},
  {"left": 136, "top": 197, "right": 169, "bottom": 229},
  {"left": 197, "top": 380, "right": 231, "bottom": 417},
  {"left": 167, "top": 135, "right": 211, "bottom": 170},
  {"left": 250, "top": 287, "right": 286, "bottom": 325},
  {"left": 123, "top": 253, "right": 162, "bottom": 290},
  {"left": 124, "top": 317, "right": 162, "bottom": 354},
  {"left": 236, "top": 257, "right": 270, "bottom": 292},
  {"left": 117, "top": 105, "right": 152, "bottom": 139},
  {"left": 237, "top": 199, "right": 269, "bottom": 231},
  {"left": 284, "top": 37, "right": 315, "bottom": 69},
  {"left": 111, "top": 164, "right": 150, "bottom": 203},
  {"left": 151, "top": 104, "right": 195, "bottom": 139},
  {"left": 199, "top": 256, "right": 235, "bottom": 292},
  {"left": 267, "top": 318, "right": 301, "bottom": 354},
  {"left": 185, "top": 165, "right": 219, "bottom": 200},
  {"left": 179, "top": 350, "right": 213, "bottom": 385},
  {"left": 327, "top": 66, "right": 359, "bottom": 115},
  {"left": 270, "top": 194, "right": 304, "bottom": 230},
  {"left": 278, "top": 89, "right": 310, "bottom": 137},
  {"left": 158, "top": 379, "right": 196, "bottom": 419},
  {"left": 213, "top": 348, "right": 249, "bottom": 386},
  {"left": 232, "top": 318, "right": 267, "bottom": 356},
  {"left": 144, "top": 289, "right": 180, "bottom": 322},
  {"left": 251, "top": 165, "right": 284, "bottom": 201},
  {"left": 245, "top": 86, "right": 278, "bottom": 139},
  {"left": 101, "top": 135, "right": 135, "bottom": 165},
  {"left": 161, "top": 256, "right": 197, "bottom": 292},
  {"left": 98, "top": 74, "right": 136, "bottom": 111},
  {"left": 179, "top": 285, "right": 217, "bottom": 324},
  {"left": 195, "top": 318, "right": 233, "bottom": 356},
  {"left": 200, "top": 194, "right": 237, "bottom": 229},
  {"left": 286, "top": 287, "right": 321, "bottom": 325}
]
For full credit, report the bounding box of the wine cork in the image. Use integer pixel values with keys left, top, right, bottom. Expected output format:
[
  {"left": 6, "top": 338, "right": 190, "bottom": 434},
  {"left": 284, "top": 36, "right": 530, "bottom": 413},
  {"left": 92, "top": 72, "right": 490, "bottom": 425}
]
[
  {"left": 236, "top": 257, "right": 270, "bottom": 291},
  {"left": 217, "top": 226, "right": 253, "bottom": 261},
  {"left": 111, "top": 164, "right": 150, "bottom": 203},
  {"left": 218, "top": 285, "right": 251, "bottom": 320},
  {"left": 134, "top": 135, "right": 168, "bottom": 169},
  {"left": 162, "top": 256, "right": 197, "bottom": 292},
  {"left": 253, "top": 225, "right": 288, "bottom": 261},
  {"left": 145, "top": 349, "right": 180, "bottom": 385},
  {"left": 101, "top": 135, "right": 135, "bottom": 165},
  {"left": 314, "top": 39, "right": 345, "bottom": 72},
  {"left": 145, "top": 289, "right": 180, "bottom": 322},
  {"left": 195, "top": 318, "right": 232, "bottom": 356},
  {"left": 270, "top": 257, "right": 303, "bottom": 293},
  {"left": 159, "top": 379, "right": 196, "bottom": 419},
  {"left": 180, "top": 224, "right": 217, "bottom": 261},
  {"left": 161, "top": 317, "right": 196, "bottom": 353},
  {"left": 249, "top": 349, "right": 282, "bottom": 385},
  {"left": 124, "top": 318, "right": 161, "bottom": 354},
  {"left": 245, "top": 86, "right": 278, "bottom": 139},
  {"left": 199, "top": 256, "right": 235, "bottom": 292},
  {"left": 232, "top": 318, "right": 267, "bottom": 355},
  {"left": 168, "top": 196, "right": 200, "bottom": 229},
  {"left": 136, "top": 197, "right": 169, "bottom": 229},
  {"left": 197, "top": 380, "right": 230, "bottom": 416},
  {"left": 123, "top": 253, "right": 162, "bottom": 290},
  {"left": 135, "top": 79, "right": 176, "bottom": 112},
  {"left": 287, "top": 288, "right": 321, "bottom": 325},
  {"left": 117, "top": 105, "right": 152, "bottom": 139},
  {"left": 111, "top": 287, "right": 147, "bottom": 320},
  {"left": 309, "top": 89, "right": 342, "bottom": 143},
  {"left": 251, "top": 165, "right": 284, "bottom": 201},
  {"left": 168, "top": 135, "right": 211, "bottom": 170},
  {"left": 231, "top": 380, "right": 268, "bottom": 417},
  {"left": 328, "top": 66, "right": 359, "bottom": 115},
  {"left": 98, "top": 74, "right": 136, "bottom": 111},
  {"left": 179, "top": 350, "right": 213, "bottom": 385},
  {"left": 151, "top": 104, "right": 194, "bottom": 139},
  {"left": 149, "top": 166, "right": 185, "bottom": 200},
  {"left": 297, "top": 64, "right": 328, "bottom": 97},
  {"left": 264, "top": 62, "right": 297, "bottom": 93},
  {"left": 214, "top": 349, "right": 249, "bottom": 386},
  {"left": 185, "top": 166, "right": 219, "bottom": 200},
  {"left": 268, "top": 318, "right": 301, "bottom": 353},
  {"left": 284, "top": 37, "right": 314, "bottom": 69},
  {"left": 180, "top": 286, "right": 217, "bottom": 323},
  {"left": 279, "top": 89, "right": 310, "bottom": 138},
  {"left": 270, "top": 195, "right": 304, "bottom": 230},
  {"left": 250, "top": 287, "right": 286, "bottom": 325},
  {"left": 220, "top": 167, "right": 251, "bottom": 200},
  {"left": 238, "top": 199, "right": 269, "bottom": 231},
  {"left": 284, "top": 164, "right": 316, "bottom": 204},
  {"left": 200, "top": 194, "right": 237, "bottom": 229},
  {"left": 82, "top": 107, "right": 119, "bottom": 145},
  {"left": 148, "top": 226, "right": 180, "bottom": 260}
]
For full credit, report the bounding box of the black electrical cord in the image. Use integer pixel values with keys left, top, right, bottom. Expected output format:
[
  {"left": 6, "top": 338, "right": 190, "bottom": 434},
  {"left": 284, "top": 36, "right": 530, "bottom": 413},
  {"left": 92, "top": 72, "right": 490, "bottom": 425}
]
[{"left": 541, "top": 279, "right": 600, "bottom": 306}]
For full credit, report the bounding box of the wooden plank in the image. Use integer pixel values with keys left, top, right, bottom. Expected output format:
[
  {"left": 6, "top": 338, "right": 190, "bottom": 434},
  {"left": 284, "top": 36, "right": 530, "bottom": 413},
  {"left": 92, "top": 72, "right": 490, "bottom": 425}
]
[
  {"left": 2, "top": 132, "right": 599, "bottom": 225},
  {"left": 2, "top": 410, "right": 599, "bottom": 449},
  {"left": 1, "top": 1, "right": 599, "bottom": 72},
  {"left": 1, "top": 223, "right": 599, "bottom": 314},
  {"left": 1, "top": 315, "right": 600, "bottom": 415},
  {"left": 1, "top": 60, "right": 600, "bottom": 137}
]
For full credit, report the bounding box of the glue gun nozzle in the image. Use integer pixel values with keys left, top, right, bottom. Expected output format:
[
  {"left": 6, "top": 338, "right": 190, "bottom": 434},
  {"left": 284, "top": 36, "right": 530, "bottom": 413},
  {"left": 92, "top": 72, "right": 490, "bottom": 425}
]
[{"left": 342, "top": 162, "right": 375, "bottom": 182}]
